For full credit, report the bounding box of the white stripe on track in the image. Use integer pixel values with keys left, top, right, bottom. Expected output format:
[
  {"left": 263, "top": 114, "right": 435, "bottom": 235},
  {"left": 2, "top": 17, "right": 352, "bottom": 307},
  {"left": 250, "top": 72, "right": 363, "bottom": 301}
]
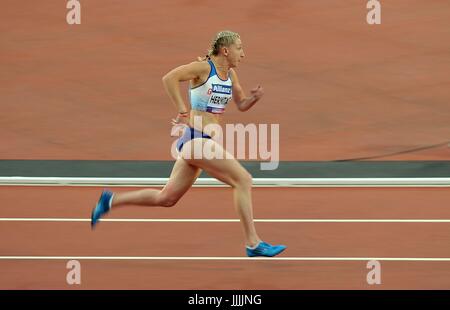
[
  {"left": 0, "top": 256, "right": 450, "bottom": 261},
  {"left": 1, "top": 218, "right": 450, "bottom": 223},
  {"left": 1, "top": 177, "right": 450, "bottom": 187}
]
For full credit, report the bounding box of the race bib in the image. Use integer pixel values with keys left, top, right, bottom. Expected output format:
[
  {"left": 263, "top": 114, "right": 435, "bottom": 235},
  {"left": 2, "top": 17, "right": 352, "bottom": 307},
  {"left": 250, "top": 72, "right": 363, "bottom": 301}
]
[{"left": 207, "top": 84, "right": 232, "bottom": 113}]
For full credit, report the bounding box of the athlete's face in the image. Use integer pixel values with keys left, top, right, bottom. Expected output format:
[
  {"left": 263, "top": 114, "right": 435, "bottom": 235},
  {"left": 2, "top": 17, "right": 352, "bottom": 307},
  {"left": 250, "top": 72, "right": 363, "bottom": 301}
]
[{"left": 225, "top": 39, "right": 245, "bottom": 68}]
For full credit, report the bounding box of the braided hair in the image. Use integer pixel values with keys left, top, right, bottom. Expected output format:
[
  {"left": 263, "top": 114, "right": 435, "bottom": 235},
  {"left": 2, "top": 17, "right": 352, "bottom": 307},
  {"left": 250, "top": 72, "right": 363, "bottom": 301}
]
[{"left": 204, "top": 30, "right": 240, "bottom": 60}]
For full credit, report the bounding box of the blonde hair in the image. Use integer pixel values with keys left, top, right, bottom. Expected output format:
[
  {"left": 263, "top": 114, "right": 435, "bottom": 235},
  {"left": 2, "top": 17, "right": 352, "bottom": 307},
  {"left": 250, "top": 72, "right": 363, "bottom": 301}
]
[{"left": 206, "top": 30, "right": 240, "bottom": 58}]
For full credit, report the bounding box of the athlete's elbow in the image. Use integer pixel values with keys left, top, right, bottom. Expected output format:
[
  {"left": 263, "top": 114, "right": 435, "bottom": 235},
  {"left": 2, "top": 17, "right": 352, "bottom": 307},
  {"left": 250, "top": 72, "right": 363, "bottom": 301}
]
[
  {"left": 235, "top": 100, "right": 245, "bottom": 112},
  {"left": 163, "top": 73, "right": 184, "bottom": 89},
  {"left": 237, "top": 102, "right": 249, "bottom": 112},
  {"left": 162, "top": 73, "right": 171, "bottom": 84},
  {"left": 162, "top": 74, "right": 175, "bottom": 90},
  {"left": 162, "top": 70, "right": 178, "bottom": 83}
]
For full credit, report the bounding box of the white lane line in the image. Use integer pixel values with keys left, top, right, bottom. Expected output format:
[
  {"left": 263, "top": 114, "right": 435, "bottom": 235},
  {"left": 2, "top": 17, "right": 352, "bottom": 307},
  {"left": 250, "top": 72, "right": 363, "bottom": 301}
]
[
  {"left": 1, "top": 256, "right": 450, "bottom": 262},
  {"left": 1, "top": 177, "right": 450, "bottom": 187},
  {"left": 3, "top": 184, "right": 450, "bottom": 188},
  {"left": 1, "top": 218, "right": 450, "bottom": 223}
]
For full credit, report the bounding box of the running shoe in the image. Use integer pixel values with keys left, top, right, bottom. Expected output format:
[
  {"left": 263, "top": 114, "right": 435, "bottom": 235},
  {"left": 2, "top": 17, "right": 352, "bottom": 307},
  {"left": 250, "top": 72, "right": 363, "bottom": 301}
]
[
  {"left": 91, "top": 190, "right": 113, "bottom": 228},
  {"left": 246, "top": 241, "right": 287, "bottom": 257}
]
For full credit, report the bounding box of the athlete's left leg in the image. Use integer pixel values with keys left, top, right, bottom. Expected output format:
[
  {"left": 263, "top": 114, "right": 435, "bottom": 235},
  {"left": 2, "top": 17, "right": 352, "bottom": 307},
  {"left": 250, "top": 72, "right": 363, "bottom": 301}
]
[
  {"left": 111, "top": 157, "right": 201, "bottom": 208},
  {"left": 91, "top": 157, "right": 201, "bottom": 227}
]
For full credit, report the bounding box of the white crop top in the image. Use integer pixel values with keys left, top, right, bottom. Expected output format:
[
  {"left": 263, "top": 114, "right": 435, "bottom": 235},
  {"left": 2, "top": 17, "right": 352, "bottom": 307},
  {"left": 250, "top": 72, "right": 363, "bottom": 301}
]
[{"left": 189, "top": 60, "right": 233, "bottom": 114}]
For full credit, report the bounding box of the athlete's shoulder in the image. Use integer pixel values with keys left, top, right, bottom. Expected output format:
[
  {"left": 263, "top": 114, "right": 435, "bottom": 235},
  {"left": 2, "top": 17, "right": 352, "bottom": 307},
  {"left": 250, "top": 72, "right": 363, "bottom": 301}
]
[{"left": 185, "top": 60, "right": 211, "bottom": 74}]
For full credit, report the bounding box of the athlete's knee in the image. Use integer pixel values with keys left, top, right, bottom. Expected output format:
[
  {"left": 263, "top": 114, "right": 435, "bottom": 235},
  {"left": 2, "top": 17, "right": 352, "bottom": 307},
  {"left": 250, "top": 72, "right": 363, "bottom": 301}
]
[
  {"left": 158, "top": 191, "right": 180, "bottom": 208},
  {"left": 162, "top": 198, "right": 179, "bottom": 207},
  {"left": 235, "top": 171, "right": 253, "bottom": 189},
  {"left": 243, "top": 172, "right": 253, "bottom": 187}
]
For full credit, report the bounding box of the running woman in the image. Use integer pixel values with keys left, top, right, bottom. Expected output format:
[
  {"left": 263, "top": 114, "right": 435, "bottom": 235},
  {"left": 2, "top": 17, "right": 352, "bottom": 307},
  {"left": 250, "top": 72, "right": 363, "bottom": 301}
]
[{"left": 91, "top": 30, "right": 286, "bottom": 257}]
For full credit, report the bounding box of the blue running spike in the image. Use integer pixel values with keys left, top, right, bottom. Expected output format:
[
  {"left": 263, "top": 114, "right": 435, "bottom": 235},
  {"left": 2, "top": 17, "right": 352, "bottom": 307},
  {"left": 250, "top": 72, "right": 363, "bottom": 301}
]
[
  {"left": 91, "top": 190, "right": 113, "bottom": 228},
  {"left": 246, "top": 241, "right": 287, "bottom": 257}
]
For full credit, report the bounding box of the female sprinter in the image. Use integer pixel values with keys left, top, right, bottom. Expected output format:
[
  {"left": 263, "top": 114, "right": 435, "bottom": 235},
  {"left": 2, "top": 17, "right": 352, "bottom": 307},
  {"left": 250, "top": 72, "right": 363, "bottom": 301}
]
[{"left": 91, "top": 31, "right": 286, "bottom": 257}]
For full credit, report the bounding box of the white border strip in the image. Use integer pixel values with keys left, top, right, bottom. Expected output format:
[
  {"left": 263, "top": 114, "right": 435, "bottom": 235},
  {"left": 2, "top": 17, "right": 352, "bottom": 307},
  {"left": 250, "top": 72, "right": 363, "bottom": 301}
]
[
  {"left": 1, "top": 218, "right": 450, "bottom": 223},
  {"left": 1, "top": 256, "right": 450, "bottom": 261},
  {"left": 0, "top": 177, "right": 449, "bottom": 187}
]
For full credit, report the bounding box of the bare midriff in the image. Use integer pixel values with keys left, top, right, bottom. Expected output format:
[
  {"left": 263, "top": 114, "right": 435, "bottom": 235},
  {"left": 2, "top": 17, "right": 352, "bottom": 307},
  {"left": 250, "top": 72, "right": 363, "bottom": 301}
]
[{"left": 189, "top": 110, "right": 222, "bottom": 137}]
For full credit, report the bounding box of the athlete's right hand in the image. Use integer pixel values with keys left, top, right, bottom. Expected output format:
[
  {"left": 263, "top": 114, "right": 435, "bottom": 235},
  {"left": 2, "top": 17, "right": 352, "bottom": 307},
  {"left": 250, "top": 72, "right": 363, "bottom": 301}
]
[
  {"left": 170, "top": 113, "right": 189, "bottom": 137},
  {"left": 171, "top": 112, "right": 189, "bottom": 126}
]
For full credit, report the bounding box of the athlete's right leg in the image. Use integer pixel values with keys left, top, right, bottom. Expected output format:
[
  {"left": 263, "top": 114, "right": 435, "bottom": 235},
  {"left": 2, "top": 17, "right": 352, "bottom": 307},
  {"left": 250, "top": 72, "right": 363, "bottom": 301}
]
[
  {"left": 112, "top": 157, "right": 201, "bottom": 208},
  {"left": 181, "top": 138, "right": 286, "bottom": 257},
  {"left": 182, "top": 139, "right": 261, "bottom": 247}
]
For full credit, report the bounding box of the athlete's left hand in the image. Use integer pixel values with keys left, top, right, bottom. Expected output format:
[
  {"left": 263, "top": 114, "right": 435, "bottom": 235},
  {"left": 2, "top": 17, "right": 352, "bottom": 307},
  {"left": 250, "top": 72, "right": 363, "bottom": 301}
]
[{"left": 250, "top": 85, "right": 264, "bottom": 102}]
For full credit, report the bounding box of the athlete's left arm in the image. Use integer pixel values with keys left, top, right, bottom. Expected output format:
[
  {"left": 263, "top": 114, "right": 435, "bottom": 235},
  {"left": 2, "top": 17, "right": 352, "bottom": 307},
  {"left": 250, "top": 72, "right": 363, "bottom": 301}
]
[{"left": 230, "top": 69, "right": 264, "bottom": 112}]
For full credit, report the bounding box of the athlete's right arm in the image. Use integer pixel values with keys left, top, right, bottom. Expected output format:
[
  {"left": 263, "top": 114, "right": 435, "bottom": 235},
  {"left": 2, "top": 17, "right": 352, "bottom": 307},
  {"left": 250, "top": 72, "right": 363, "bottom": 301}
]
[{"left": 162, "top": 61, "right": 210, "bottom": 114}]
